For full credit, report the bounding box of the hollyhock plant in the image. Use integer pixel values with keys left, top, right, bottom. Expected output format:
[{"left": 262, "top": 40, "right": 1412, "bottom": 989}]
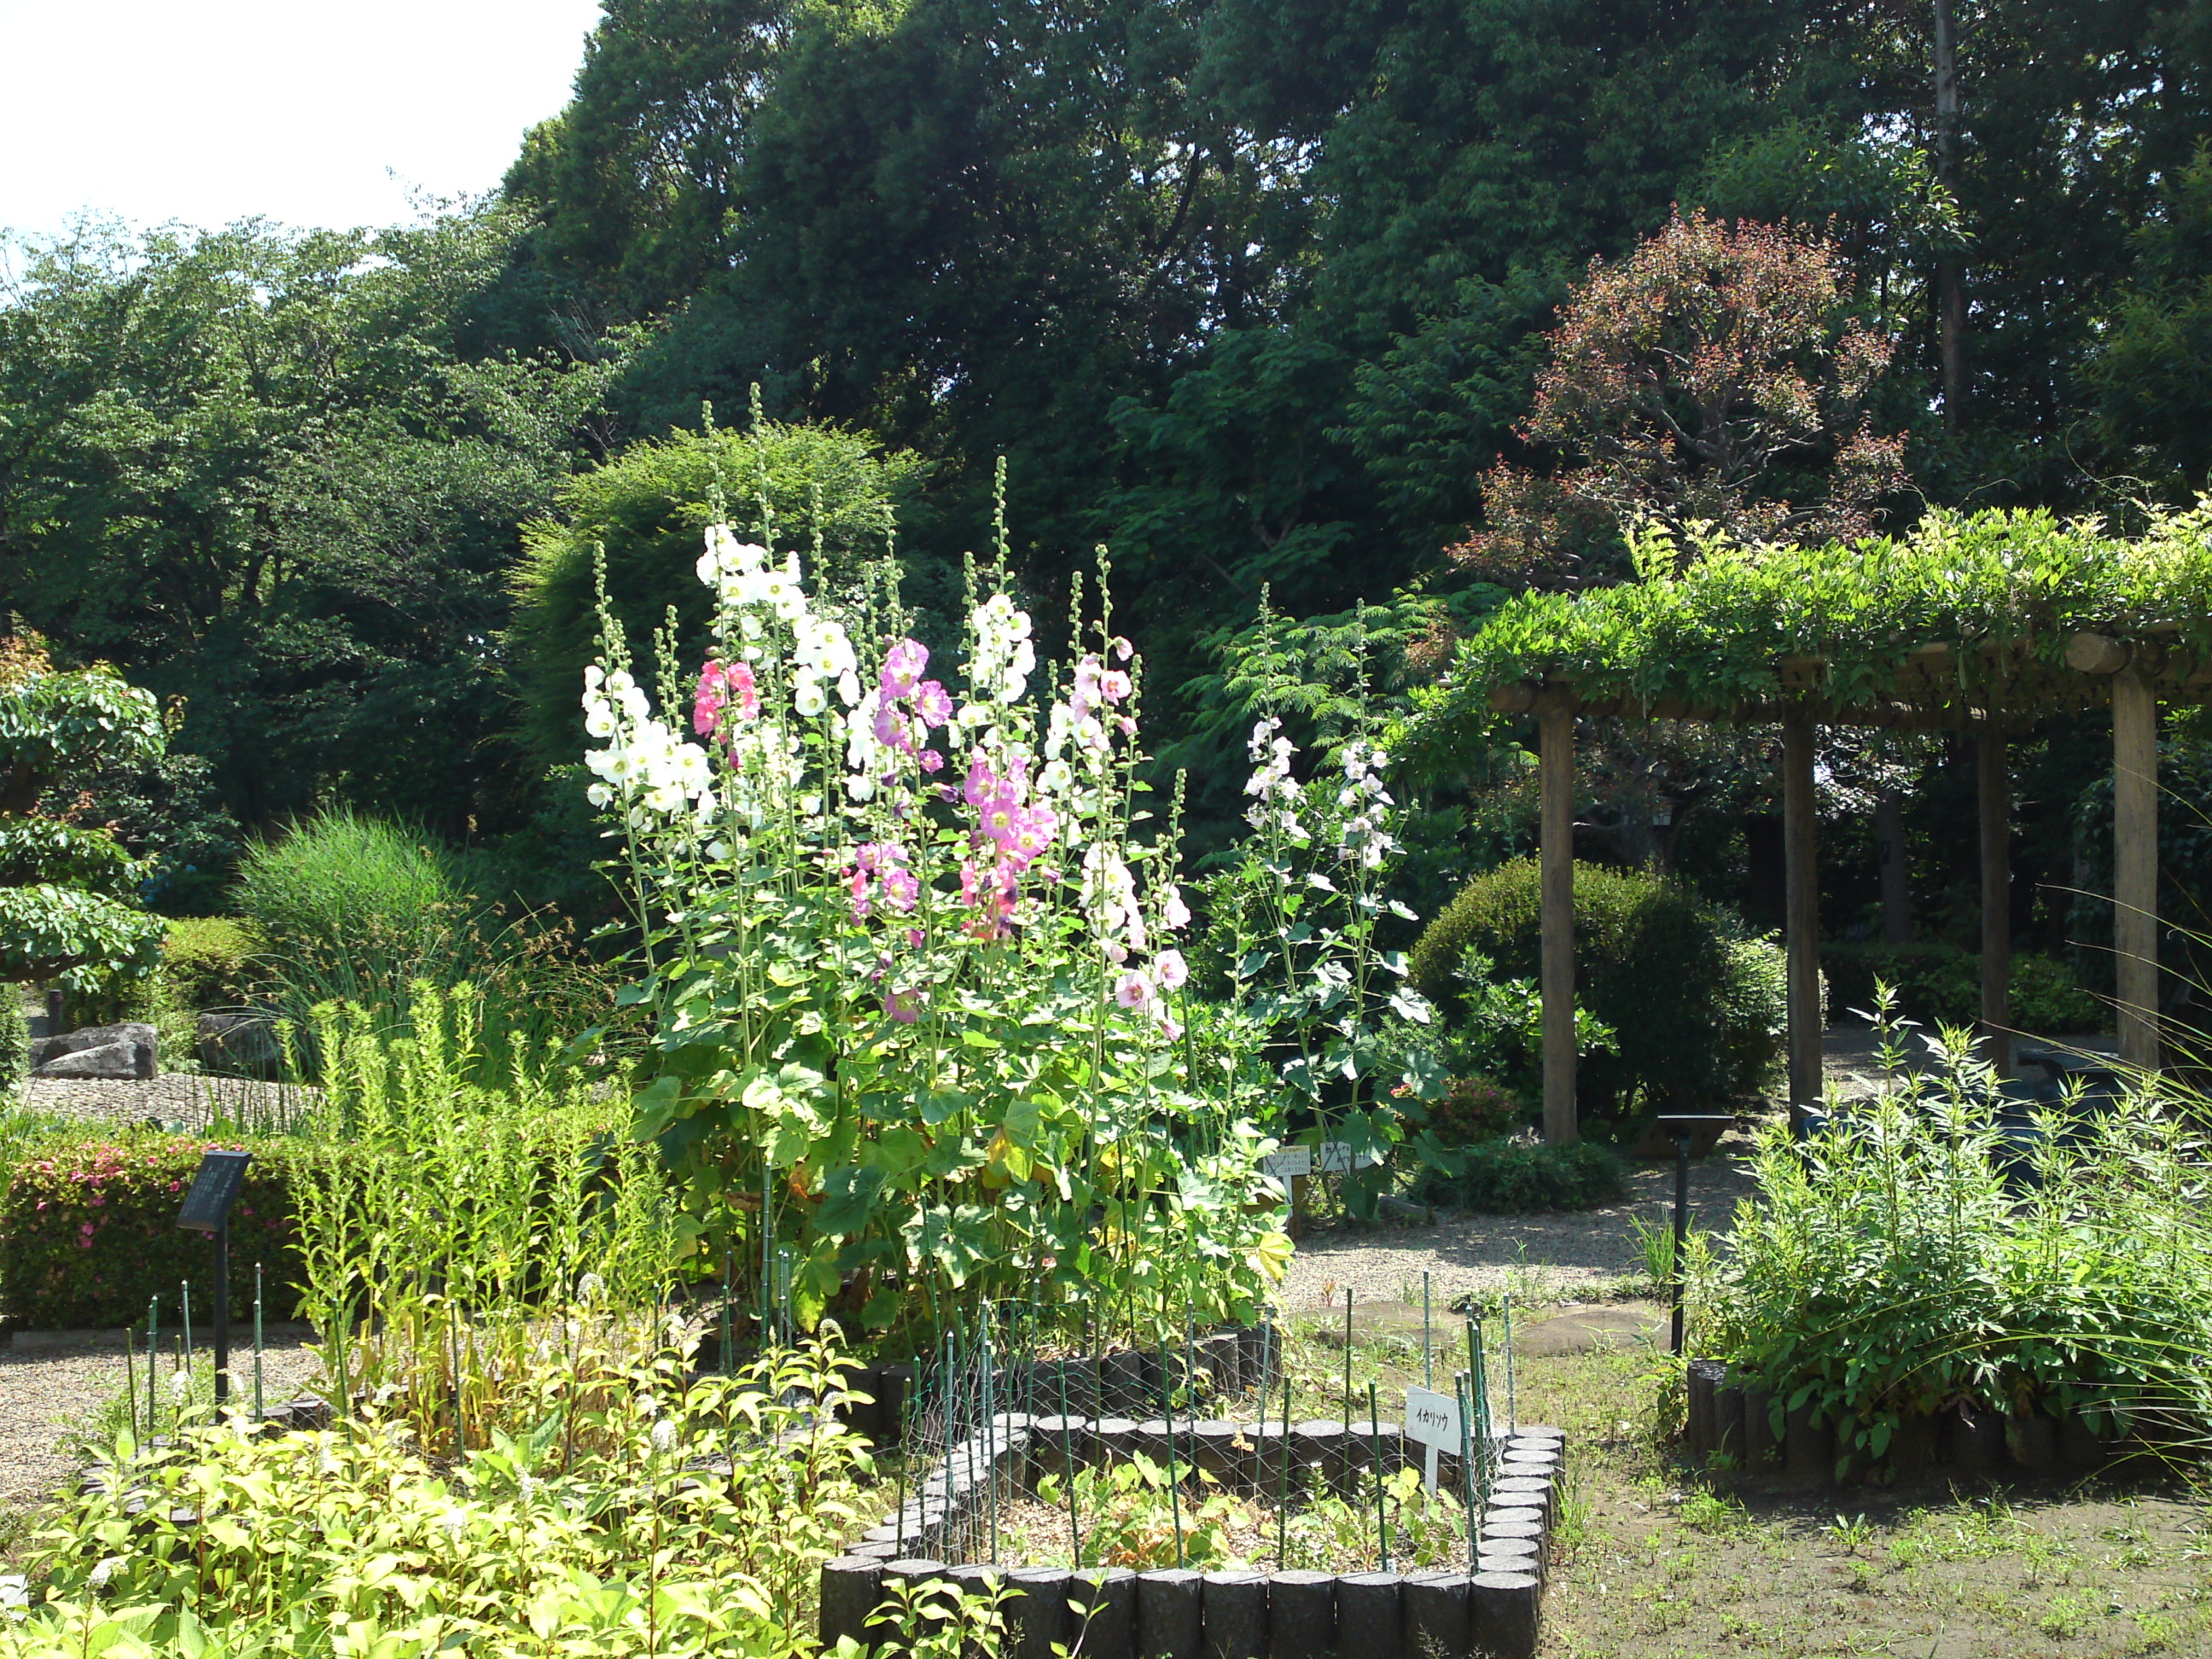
[{"left": 584, "top": 513, "right": 1289, "bottom": 1347}]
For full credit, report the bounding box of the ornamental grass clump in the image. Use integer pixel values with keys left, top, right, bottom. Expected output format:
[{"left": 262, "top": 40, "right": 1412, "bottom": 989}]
[
  {"left": 585, "top": 498, "right": 1294, "bottom": 1346},
  {"left": 1699, "top": 1004, "right": 2212, "bottom": 1465}
]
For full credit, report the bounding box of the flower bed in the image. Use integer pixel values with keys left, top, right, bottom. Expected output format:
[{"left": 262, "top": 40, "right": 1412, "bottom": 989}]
[{"left": 820, "top": 1413, "right": 1566, "bottom": 1659}]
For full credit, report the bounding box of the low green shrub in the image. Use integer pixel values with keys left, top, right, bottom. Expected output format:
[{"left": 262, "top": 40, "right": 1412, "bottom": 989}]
[
  {"left": 1411, "top": 1138, "right": 1625, "bottom": 1213},
  {"left": 1411, "top": 859, "right": 1785, "bottom": 1115},
  {"left": 1425, "top": 1074, "right": 1527, "bottom": 1144},
  {"left": 1820, "top": 941, "right": 2105, "bottom": 1033},
  {"left": 0, "top": 1130, "right": 307, "bottom": 1329},
  {"left": 160, "top": 916, "right": 260, "bottom": 1010}
]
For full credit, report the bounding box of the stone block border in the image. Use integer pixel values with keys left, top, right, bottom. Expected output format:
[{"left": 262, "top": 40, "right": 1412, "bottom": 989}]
[{"left": 822, "top": 1417, "right": 1565, "bottom": 1659}]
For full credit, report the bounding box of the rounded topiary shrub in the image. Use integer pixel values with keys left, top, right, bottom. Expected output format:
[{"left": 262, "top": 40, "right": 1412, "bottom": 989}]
[{"left": 1410, "top": 858, "right": 1784, "bottom": 1116}]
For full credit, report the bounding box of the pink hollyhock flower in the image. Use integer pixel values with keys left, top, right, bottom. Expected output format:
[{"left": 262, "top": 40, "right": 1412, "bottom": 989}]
[
  {"left": 915, "top": 681, "right": 954, "bottom": 727},
  {"left": 881, "top": 637, "right": 929, "bottom": 697},
  {"left": 882, "top": 867, "right": 920, "bottom": 912},
  {"left": 964, "top": 756, "right": 998, "bottom": 808},
  {"left": 919, "top": 749, "right": 944, "bottom": 773},
  {"left": 1161, "top": 886, "right": 1191, "bottom": 930},
  {"left": 1007, "top": 806, "right": 1057, "bottom": 864},
  {"left": 883, "top": 987, "right": 925, "bottom": 1023},
  {"left": 1112, "top": 635, "right": 1134, "bottom": 662},
  {"left": 873, "top": 701, "right": 913, "bottom": 754},
  {"left": 1101, "top": 668, "right": 1132, "bottom": 703},
  {"left": 1115, "top": 970, "right": 1153, "bottom": 1009},
  {"left": 907, "top": 928, "right": 925, "bottom": 949},
  {"left": 1155, "top": 949, "right": 1189, "bottom": 991},
  {"left": 694, "top": 658, "right": 759, "bottom": 736}
]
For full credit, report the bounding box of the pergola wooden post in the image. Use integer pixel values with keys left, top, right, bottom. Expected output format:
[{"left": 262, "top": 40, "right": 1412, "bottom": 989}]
[
  {"left": 1782, "top": 709, "right": 1821, "bottom": 1120},
  {"left": 2111, "top": 667, "right": 2159, "bottom": 1066},
  {"left": 1539, "top": 695, "right": 1578, "bottom": 1144},
  {"left": 1977, "top": 725, "right": 2011, "bottom": 1075}
]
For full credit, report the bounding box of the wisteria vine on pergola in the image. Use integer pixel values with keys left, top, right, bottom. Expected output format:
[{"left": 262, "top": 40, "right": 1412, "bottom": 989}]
[{"left": 1411, "top": 507, "right": 2212, "bottom": 1142}]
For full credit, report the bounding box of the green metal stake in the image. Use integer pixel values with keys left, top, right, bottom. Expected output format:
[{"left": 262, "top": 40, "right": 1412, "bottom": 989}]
[
  {"left": 1161, "top": 1328, "right": 1186, "bottom": 1569},
  {"left": 125, "top": 1323, "right": 139, "bottom": 1443},
  {"left": 1342, "top": 1289, "right": 1353, "bottom": 1441},
  {"left": 1422, "top": 1271, "right": 1432, "bottom": 1390},
  {"left": 147, "top": 1297, "right": 159, "bottom": 1437},
  {"left": 1275, "top": 1320, "right": 1293, "bottom": 1566},
  {"left": 181, "top": 1280, "right": 193, "bottom": 1382},
  {"left": 253, "top": 1263, "right": 265, "bottom": 1422},
  {"left": 1454, "top": 1371, "right": 1477, "bottom": 1563},
  {"left": 1501, "top": 1295, "right": 1516, "bottom": 1430},
  {"left": 1369, "top": 1382, "right": 1390, "bottom": 1569}
]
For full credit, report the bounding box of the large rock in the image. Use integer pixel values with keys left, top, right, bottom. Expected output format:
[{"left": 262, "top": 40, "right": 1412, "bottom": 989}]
[
  {"left": 196, "top": 1010, "right": 284, "bottom": 1077},
  {"left": 31, "top": 1022, "right": 157, "bottom": 1080}
]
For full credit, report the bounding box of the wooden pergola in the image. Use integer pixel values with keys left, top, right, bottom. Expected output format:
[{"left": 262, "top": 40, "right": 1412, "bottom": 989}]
[{"left": 1486, "top": 630, "right": 2210, "bottom": 1141}]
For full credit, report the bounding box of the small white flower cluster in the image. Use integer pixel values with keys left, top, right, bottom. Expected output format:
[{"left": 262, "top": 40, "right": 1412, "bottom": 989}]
[
  {"left": 582, "top": 666, "right": 717, "bottom": 818},
  {"left": 1243, "top": 716, "right": 1308, "bottom": 841},
  {"left": 701, "top": 527, "right": 864, "bottom": 715},
  {"left": 969, "top": 591, "right": 1037, "bottom": 707},
  {"left": 1336, "top": 738, "right": 1397, "bottom": 869}
]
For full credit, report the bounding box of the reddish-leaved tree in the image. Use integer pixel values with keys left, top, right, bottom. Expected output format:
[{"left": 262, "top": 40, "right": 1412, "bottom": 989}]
[{"left": 1452, "top": 210, "right": 1908, "bottom": 589}]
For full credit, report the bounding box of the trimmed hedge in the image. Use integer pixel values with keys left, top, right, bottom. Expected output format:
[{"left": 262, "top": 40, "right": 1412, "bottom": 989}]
[
  {"left": 0, "top": 1131, "right": 307, "bottom": 1330},
  {"left": 1410, "top": 858, "right": 1785, "bottom": 1115},
  {"left": 1411, "top": 1138, "right": 1626, "bottom": 1213},
  {"left": 162, "top": 917, "right": 261, "bottom": 1011}
]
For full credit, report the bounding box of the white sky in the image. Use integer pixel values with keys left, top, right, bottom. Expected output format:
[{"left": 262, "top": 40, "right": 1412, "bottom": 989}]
[{"left": 0, "top": 0, "right": 607, "bottom": 241}]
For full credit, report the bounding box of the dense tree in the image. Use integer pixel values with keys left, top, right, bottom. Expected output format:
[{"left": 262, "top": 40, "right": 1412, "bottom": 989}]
[
  {"left": 0, "top": 211, "right": 628, "bottom": 834},
  {"left": 1455, "top": 212, "right": 1909, "bottom": 590}
]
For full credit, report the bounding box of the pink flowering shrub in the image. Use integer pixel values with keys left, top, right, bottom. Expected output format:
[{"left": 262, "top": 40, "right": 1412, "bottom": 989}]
[{"left": 0, "top": 1132, "right": 308, "bottom": 1329}]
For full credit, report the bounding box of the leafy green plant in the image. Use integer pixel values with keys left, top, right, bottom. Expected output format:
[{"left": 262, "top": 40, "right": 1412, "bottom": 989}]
[
  {"left": 288, "top": 986, "right": 679, "bottom": 1453},
  {"left": 1196, "top": 601, "right": 1446, "bottom": 1214},
  {"left": 3, "top": 1336, "right": 870, "bottom": 1658},
  {"left": 160, "top": 917, "right": 261, "bottom": 1011},
  {"left": 232, "top": 809, "right": 617, "bottom": 1079},
  {"left": 0, "top": 637, "right": 166, "bottom": 988},
  {"left": 1424, "top": 1074, "right": 1525, "bottom": 1145},
  {"left": 593, "top": 510, "right": 1290, "bottom": 1348},
  {"left": 0, "top": 987, "right": 25, "bottom": 1092},
  {"left": 1412, "top": 859, "right": 1783, "bottom": 1116},
  {"left": 1035, "top": 1453, "right": 1240, "bottom": 1569},
  {"left": 1701, "top": 996, "right": 2212, "bottom": 1465},
  {"left": 1823, "top": 942, "right": 2103, "bottom": 1033}
]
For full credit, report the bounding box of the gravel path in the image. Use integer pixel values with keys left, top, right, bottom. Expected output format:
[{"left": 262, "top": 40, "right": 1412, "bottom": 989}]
[
  {"left": 1282, "top": 1140, "right": 1762, "bottom": 1313},
  {"left": 19, "top": 1074, "right": 317, "bottom": 1133},
  {"left": 0, "top": 1330, "right": 323, "bottom": 1516}
]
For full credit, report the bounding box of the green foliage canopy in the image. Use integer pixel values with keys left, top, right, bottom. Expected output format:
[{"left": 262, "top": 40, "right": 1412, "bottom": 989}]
[{"left": 1419, "top": 508, "right": 2212, "bottom": 733}]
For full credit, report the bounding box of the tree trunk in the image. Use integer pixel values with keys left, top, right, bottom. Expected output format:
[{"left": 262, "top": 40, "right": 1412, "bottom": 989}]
[{"left": 1933, "top": 0, "right": 1966, "bottom": 428}]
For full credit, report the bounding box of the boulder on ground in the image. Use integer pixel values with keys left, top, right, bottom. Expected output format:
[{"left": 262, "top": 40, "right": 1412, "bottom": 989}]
[
  {"left": 36, "top": 1039, "right": 150, "bottom": 1080},
  {"left": 31, "top": 1022, "right": 157, "bottom": 1080}
]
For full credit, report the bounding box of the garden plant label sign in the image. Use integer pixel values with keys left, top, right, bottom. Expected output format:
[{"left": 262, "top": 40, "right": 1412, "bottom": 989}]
[{"left": 1403, "top": 1384, "right": 1460, "bottom": 1493}]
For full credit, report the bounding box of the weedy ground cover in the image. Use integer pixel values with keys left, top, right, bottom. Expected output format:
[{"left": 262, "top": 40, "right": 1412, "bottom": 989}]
[{"left": 1282, "top": 1310, "right": 2212, "bottom": 1658}]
